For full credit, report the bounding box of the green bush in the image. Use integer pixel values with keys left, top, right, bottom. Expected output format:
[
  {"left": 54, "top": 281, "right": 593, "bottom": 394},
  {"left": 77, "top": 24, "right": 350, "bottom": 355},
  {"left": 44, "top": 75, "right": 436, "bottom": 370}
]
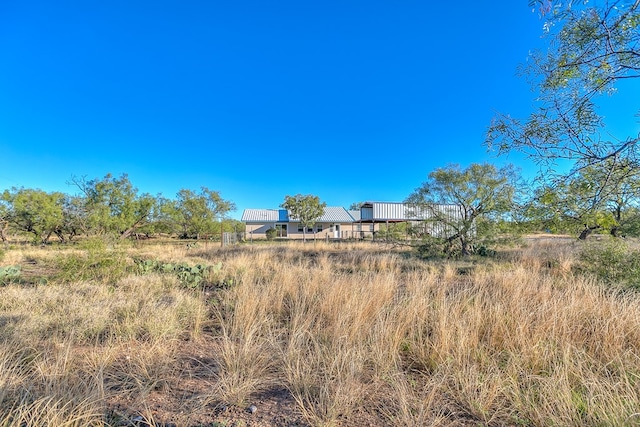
[
  {"left": 55, "top": 237, "right": 129, "bottom": 284},
  {"left": 415, "top": 236, "right": 446, "bottom": 259},
  {"left": 265, "top": 228, "right": 277, "bottom": 241},
  {"left": 576, "top": 238, "right": 640, "bottom": 289}
]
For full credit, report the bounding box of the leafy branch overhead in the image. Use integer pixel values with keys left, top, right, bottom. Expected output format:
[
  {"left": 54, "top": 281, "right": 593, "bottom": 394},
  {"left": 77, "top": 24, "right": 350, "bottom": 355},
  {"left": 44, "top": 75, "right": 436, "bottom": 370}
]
[{"left": 488, "top": 0, "right": 640, "bottom": 174}]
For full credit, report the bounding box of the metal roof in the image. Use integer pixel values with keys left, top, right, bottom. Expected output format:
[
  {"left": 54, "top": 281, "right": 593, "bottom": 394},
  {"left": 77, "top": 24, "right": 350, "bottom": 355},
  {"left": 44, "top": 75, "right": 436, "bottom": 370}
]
[
  {"left": 315, "top": 207, "right": 355, "bottom": 223},
  {"left": 241, "top": 207, "right": 356, "bottom": 223},
  {"left": 241, "top": 209, "right": 288, "bottom": 222},
  {"left": 242, "top": 203, "right": 463, "bottom": 224}
]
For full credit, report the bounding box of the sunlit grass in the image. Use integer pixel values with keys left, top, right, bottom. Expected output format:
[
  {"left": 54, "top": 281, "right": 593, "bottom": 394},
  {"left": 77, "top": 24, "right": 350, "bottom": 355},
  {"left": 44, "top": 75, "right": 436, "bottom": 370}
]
[{"left": 0, "top": 238, "right": 639, "bottom": 425}]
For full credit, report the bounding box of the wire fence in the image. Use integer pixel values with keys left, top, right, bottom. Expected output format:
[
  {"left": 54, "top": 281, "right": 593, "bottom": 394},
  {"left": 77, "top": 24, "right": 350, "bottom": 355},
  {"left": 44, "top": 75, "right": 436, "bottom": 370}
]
[{"left": 222, "top": 232, "right": 243, "bottom": 246}]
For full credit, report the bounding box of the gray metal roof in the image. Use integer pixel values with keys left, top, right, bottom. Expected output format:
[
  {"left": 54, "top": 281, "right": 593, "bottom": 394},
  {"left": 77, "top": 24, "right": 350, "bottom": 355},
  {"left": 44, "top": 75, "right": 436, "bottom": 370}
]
[
  {"left": 315, "top": 207, "right": 355, "bottom": 223},
  {"left": 242, "top": 203, "right": 463, "bottom": 224},
  {"left": 241, "top": 209, "right": 288, "bottom": 222},
  {"left": 242, "top": 207, "right": 355, "bottom": 223}
]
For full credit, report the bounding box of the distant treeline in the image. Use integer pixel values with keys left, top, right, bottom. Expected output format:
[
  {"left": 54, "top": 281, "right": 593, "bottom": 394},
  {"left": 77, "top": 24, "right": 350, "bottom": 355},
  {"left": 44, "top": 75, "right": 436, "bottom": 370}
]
[{"left": 0, "top": 173, "right": 243, "bottom": 244}]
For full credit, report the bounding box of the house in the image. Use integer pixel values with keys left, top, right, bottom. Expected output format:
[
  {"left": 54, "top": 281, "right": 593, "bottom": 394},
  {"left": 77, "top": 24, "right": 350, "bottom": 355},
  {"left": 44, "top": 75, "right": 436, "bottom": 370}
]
[
  {"left": 242, "top": 207, "right": 360, "bottom": 240},
  {"left": 242, "top": 201, "right": 465, "bottom": 240}
]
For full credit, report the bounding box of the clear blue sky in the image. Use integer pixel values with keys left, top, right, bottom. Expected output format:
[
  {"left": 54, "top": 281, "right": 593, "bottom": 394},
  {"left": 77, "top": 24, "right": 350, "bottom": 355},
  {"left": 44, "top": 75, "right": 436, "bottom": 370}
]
[{"left": 0, "top": 1, "right": 636, "bottom": 219}]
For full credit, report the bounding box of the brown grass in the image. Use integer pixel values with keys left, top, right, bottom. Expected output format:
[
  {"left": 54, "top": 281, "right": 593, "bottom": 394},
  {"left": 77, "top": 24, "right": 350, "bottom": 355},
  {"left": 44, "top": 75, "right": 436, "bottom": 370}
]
[{"left": 0, "top": 239, "right": 639, "bottom": 426}]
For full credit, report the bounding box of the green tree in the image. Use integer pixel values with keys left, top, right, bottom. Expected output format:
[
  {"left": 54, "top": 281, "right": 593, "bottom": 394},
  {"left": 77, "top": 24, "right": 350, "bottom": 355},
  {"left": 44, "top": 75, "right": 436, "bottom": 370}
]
[
  {"left": 2, "top": 188, "right": 65, "bottom": 244},
  {"left": 71, "top": 174, "right": 158, "bottom": 239},
  {"left": 173, "top": 187, "right": 235, "bottom": 239},
  {"left": 488, "top": 0, "right": 640, "bottom": 177},
  {"left": 281, "top": 194, "right": 327, "bottom": 242},
  {"left": 406, "top": 163, "right": 521, "bottom": 256},
  {"left": 0, "top": 196, "right": 9, "bottom": 243},
  {"left": 55, "top": 194, "right": 92, "bottom": 242},
  {"left": 525, "top": 182, "right": 615, "bottom": 239},
  {"left": 150, "top": 196, "right": 180, "bottom": 236},
  {"left": 526, "top": 160, "right": 640, "bottom": 239}
]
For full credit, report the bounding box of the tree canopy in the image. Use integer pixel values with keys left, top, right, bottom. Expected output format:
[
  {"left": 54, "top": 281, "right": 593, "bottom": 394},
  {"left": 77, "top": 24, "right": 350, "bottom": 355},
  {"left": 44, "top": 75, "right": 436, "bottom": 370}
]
[
  {"left": 0, "top": 174, "right": 235, "bottom": 243},
  {"left": 281, "top": 194, "right": 326, "bottom": 242},
  {"left": 406, "top": 163, "right": 521, "bottom": 256},
  {"left": 1, "top": 188, "right": 65, "bottom": 244},
  {"left": 70, "top": 174, "right": 157, "bottom": 239},
  {"left": 525, "top": 159, "right": 640, "bottom": 238},
  {"left": 488, "top": 0, "right": 640, "bottom": 176},
  {"left": 162, "top": 187, "right": 236, "bottom": 239}
]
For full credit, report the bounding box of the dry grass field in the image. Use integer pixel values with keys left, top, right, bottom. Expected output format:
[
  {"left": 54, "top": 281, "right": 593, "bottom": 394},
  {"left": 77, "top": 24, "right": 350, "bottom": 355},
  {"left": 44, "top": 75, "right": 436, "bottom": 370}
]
[{"left": 1, "top": 238, "right": 639, "bottom": 426}]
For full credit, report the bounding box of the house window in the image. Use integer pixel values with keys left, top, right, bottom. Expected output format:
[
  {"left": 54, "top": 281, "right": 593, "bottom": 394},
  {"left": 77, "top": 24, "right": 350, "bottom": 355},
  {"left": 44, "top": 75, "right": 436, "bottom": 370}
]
[
  {"left": 275, "top": 224, "right": 287, "bottom": 237},
  {"left": 369, "top": 224, "right": 374, "bottom": 231},
  {"left": 316, "top": 224, "right": 323, "bottom": 232},
  {"left": 355, "top": 224, "right": 361, "bottom": 231},
  {"left": 298, "top": 224, "right": 304, "bottom": 232}
]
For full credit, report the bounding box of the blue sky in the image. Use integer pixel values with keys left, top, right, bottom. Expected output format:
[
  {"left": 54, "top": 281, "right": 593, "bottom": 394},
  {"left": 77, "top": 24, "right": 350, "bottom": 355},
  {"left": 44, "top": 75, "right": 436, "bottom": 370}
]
[{"left": 0, "top": 1, "right": 636, "bottom": 219}]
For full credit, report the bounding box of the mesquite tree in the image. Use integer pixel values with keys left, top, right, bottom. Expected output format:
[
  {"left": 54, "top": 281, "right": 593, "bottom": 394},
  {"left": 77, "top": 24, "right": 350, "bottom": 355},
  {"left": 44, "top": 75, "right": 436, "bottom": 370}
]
[
  {"left": 488, "top": 0, "right": 640, "bottom": 176},
  {"left": 70, "top": 174, "right": 157, "bottom": 239},
  {"left": 406, "top": 163, "right": 520, "bottom": 256},
  {"left": 281, "top": 194, "right": 326, "bottom": 242},
  {"left": 1, "top": 188, "right": 65, "bottom": 244},
  {"left": 172, "top": 187, "right": 236, "bottom": 239}
]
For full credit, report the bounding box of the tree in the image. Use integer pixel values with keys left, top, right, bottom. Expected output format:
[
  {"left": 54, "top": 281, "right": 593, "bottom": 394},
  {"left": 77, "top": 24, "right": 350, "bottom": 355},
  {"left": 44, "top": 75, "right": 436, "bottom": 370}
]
[
  {"left": 71, "top": 174, "right": 158, "bottom": 239},
  {"left": 0, "top": 196, "right": 9, "bottom": 243},
  {"left": 525, "top": 181, "right": 615, "bottom": 239},
  {"left": 154, "top": 188, "right": 236, "bottom": 239},
  {"left": 488, "top": 0, "right": 640, "bottom": 177},
  {"left": 281, "top": 194, "right": 327, "bottom": 242},
  {"left": 171, "top": 187, "right": 235, "bottom": 239},
  {"left": 1, "top": 188, "right": 65, "bottom": 244},
  {"left": 406, "top": 163, "right": 521, "bottom": 256},
  {"left": 525, "top": 159, "right": 640, "bottom": 238},
  {"left": 54, "top": 194, "right": 92, "bottom": 242}
]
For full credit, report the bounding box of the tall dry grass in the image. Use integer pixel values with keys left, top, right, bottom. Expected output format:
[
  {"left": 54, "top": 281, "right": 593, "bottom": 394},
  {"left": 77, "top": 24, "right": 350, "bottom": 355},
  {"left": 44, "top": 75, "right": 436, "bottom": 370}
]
[
  {"left": 202, "top": 241, "right": 640, "bottom": 426},
  {"left": 0, "top": 239, "right": 639, "bottom": 425}
]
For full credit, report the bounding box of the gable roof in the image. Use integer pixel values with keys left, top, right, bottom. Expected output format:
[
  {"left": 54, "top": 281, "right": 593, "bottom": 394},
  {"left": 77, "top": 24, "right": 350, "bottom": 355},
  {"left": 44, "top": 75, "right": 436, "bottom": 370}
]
[
  {"left": 241, "top": 209, "right": 288, "bottom": 222},
  {"left": 241, "top": 207, "right": 355, "bottom": 223},
  {"left": 315, "top": 207, "right": 356, "bottom": 223}
]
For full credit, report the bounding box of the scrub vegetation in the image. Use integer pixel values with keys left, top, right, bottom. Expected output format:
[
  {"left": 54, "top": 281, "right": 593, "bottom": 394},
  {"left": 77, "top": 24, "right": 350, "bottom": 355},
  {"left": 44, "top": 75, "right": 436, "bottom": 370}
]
[{"left": 1, "top": 237, "right": 639, "bottom": 426}]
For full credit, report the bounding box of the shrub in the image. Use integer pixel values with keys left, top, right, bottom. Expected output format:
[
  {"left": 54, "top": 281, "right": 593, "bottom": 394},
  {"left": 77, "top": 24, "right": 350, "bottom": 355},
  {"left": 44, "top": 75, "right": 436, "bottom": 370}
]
[
  {"left": 265, "top": 228, "right": 277, "bottom": 241},
  {"left": 415, "top": 236, "right": 446, "bottom": 259},
  {"left": 576, "top": 238, "right": 640, "bottom": 289},
  {"left": 55, "top": 237, "right": 129, "bottom": 284}
]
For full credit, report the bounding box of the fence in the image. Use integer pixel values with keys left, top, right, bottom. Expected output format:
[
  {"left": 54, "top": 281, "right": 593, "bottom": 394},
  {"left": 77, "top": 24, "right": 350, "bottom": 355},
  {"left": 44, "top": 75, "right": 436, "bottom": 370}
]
[{"left": 222, "top": 232, "right": 242, "bottom": 246}]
